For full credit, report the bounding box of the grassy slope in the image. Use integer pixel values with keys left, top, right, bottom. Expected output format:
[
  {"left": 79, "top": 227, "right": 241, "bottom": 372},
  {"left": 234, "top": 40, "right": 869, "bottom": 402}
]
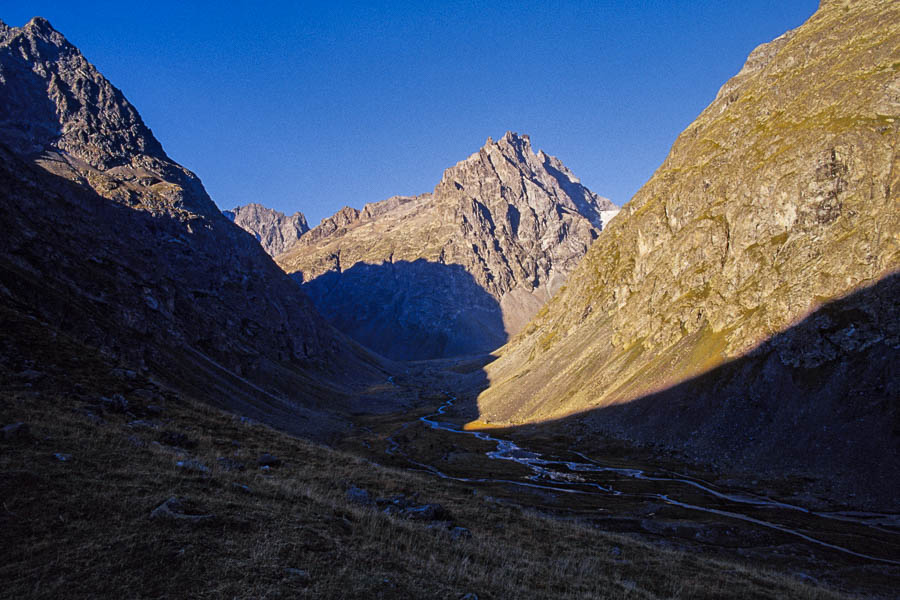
[
  {"left": 0, "top": 308, "right": 843, "bottom": 599},
  {"left": 476, "top": 0, "right": 900, "bottom": 424}
]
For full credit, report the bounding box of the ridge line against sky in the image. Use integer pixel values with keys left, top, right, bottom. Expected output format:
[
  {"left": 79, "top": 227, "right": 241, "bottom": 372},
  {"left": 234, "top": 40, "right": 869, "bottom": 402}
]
[{"left": 3, "top": 1, "right": 818, "bottom": 225}]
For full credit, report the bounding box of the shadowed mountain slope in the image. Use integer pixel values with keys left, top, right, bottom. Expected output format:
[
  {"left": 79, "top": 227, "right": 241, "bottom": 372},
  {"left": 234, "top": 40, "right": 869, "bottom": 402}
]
[
  {"left": 277, "top": 132, "right": 617, "bottom": 360},
  {"left": 475, "top": 0, "right": 899, "bottom": 483},
  {"left": 224, "top": 203, "right": 309, "bottom": 257},
  {"left": 536, "top": 274, "right": 897, "bottom": 509},
  {"left": 305, "top": 260, "right": 506, "bottom": 360},
  {"left": 0, "top": 17, "right": 392, "bottom": 438}
]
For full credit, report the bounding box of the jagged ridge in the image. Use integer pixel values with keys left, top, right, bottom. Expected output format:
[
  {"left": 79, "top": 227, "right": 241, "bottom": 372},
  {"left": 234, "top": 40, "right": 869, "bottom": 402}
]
[
  {"left": 224, "top": 203, "right": 309, "bottom": 257},
  {"left": 276, "top": 131, "right": 617, "bottom": 360}
]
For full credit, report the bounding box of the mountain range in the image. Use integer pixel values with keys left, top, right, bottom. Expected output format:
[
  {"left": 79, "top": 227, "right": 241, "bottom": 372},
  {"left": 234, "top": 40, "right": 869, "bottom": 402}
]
[
  {"left": 271, "top": 132, "right": 617, "bottom": 359},
  {"left": 0, "top": 3, "right": 899, "bottom": 595}
]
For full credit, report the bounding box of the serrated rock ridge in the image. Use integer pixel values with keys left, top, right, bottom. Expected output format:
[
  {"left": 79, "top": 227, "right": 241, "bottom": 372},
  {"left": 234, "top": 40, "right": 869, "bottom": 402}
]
[{"left": 276, "top": 131, "right": 617, "bottom": 360}]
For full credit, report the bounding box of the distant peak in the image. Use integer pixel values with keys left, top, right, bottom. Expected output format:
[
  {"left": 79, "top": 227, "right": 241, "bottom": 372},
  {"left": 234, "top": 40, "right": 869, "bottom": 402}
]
[
  {"left": 24, "top": 16, "right": 55, "bottom": 35},
  {"left": 498, "top": 131, "right": 533, "bottom": 155},
  {"left": 481, "top": 131, "right": 533, "bottom": 153},
  {"left": 502, "top": 131, "right": 529, "bottom": 144}
]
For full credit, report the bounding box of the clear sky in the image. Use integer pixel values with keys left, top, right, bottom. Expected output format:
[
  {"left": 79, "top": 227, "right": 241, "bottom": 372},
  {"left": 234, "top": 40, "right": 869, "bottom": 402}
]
[{"left": 4, "top": 1, "right": 818, "bottom": 226}]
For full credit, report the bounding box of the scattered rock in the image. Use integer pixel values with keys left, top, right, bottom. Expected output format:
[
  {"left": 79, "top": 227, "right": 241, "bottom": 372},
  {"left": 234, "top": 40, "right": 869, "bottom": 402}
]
[
  {"left": 126, "top": 435, "right": 145, "bottom": 448},
  {"left": 146, "top": 405, "right": 164, "bottom": 416},
  {"left": 81, "top": 410, "right": 105, "bottom": 425},
  {"left": 149, "top": 497, "right": 214, "bottom": 522},
  {"left": 53, "top": 453, "right": 72, "bottom": 462},
  {"left": 257, "top": 453, "right": 282, "bottom": 468},
  {"left": 794, "top": 572, "right": 818, "bottom": 584},
  {"left": 152, "top": 441, "right": 188, "bottom": 456},
  {"left": 450, "top": 526, "right": 472, "bottom": 541},
  {"left": 346, "top": 486, "right": 374, "bottom": 506},
  {"left": 101, "top": 394, "right": 128, "bottom": 413},
  {"left": 175, "top": 459, "right": 209, "bottom": 473},
  {"left": 159, "top": 430, "right": 195, "bottom": 448},
  {"left": 2, "top": 422, "right": 31, "bottom": 442},
  {"left": 460, "top": 594, "right": 479, "bottom": 600},
  {"left": 326, "top": 514, "right": 354, "bottom": 535},
  {"left": 16, "top": 369, "right": 44, "bottom": 382},
  {"left": 128, "top": 419, "right": 158, "bottom": 430},
  {"left": 609, "top": 546, "right": 622, "bottom": 557},
  {"left": 131, "top": 389, "right": 158, "bottom": 402},
  {"left": 379, "top": 494, "right": 451, "bottom": 522},
  {"left": 425, "top": 521, "right": 454, "bottom": 532},
  {"left": 399, "top": 503, "right": 448, "bottom": 521},
  {"left": 217, "top": 457, "right": 245, "bottom": 471},
  {"left": 110, "top": 368, "right": 137, "bottom": 380},
  {"left": 283, "top": 567, "right": 311, "bottom": 584},
  {"left": 231, "top": 482, "right": 252, "bottom": 494}
]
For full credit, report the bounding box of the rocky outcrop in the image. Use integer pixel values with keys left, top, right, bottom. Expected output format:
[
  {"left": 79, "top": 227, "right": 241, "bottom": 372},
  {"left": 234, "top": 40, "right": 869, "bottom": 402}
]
[
  {"left": 277, "top": 132, "right": 616, "bottom": 360},
  {"left": 223, "top": 203, "right": 309, "bottom": 257},
  {"left": 0, "top": 17, "right": 389, "bottom": 438},
  {"left": 475, "top": 0, "right": 899, "bottom": 507}
]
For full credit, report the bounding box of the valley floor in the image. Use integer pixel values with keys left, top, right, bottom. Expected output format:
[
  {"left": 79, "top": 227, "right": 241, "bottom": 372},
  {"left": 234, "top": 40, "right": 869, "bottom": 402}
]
[{"left": 1, "top": 314, "right": 897, "bottom": 598}]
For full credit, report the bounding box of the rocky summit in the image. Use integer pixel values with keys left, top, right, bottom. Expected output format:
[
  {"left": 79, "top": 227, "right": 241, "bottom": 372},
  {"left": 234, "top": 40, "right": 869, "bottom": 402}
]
[
  {"left": 224, "top": 203, "right": 309, "bottom": 257},
  {"left": 475, "top": 0, "right": 900, "bottom": 508},
  {"left": 276, "top": 132, "right": 617, "bottom": 360},
  {"left": 0, "top": 17, "right": 389, "bottom": 438}
]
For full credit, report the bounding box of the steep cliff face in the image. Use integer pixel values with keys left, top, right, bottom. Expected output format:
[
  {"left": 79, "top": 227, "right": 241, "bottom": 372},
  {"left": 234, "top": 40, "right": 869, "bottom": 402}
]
[
  {"left": 224, "top": 203, "right": 309, "bottom": 257},
  {"left": 474, "top": 0, "right": 899, "bottom": 504},
  {"left": 0, "top": 18, "right": 388, "bottom": 436},
  {"left": 276, "top": 132, "right": 617, "bottom": 360}
]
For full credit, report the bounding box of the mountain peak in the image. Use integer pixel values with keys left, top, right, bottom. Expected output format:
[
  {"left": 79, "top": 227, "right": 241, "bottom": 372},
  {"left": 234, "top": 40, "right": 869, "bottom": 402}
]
[
  {"left": 0, "top": 17, "right": 167, "bottom": 169},
  {"left": 225, "top": 203, "right": 310, "bottom": 257},
  {"left": 0, "top": 17, "right": 223, "bottom": 217},
  {"left": 501, "top": 130, "right": 529, "bottom": 144},
  {"left": 278, "top": 133, "right": 616, "bottom": 359},
  {"left": 442, "top": 132, "right": 615, "bottom": 228},
  {"left": 24, "top": 16, "right": 55, "bottom": 35},
  {"left": 481, "top": 131, "right": 531, "bottom": 151}
]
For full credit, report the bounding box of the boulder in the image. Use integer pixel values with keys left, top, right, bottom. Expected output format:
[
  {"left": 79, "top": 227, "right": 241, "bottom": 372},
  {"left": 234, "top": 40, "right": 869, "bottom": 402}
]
[
  {"left": 1, "top": 422, "right": 30, "bottom": 442},
  {"left": 149, "top": 497, "right": 214, "bottom": 522}
]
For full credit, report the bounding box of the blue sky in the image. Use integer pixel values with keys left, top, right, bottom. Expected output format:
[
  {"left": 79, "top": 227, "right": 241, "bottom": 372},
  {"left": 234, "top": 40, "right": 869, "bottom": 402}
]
[{"left": 5, "top": 1, "right": 818, "bottom": 225}]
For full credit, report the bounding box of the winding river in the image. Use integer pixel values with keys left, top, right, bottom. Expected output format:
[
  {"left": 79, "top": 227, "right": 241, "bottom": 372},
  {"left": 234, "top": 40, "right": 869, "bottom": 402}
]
[{"left": 387, "top": 394, "right": 900, "bottom": 566}]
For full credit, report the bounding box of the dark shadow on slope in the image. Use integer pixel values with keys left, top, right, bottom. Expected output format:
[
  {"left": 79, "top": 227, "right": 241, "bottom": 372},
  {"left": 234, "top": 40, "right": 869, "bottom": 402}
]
[
  {"left": 0, "top": 145, "right": 392, "bottom": 440},
  {"left": 493, "top": 273, "right": 900, "bottom": 509},
  {"left": 301, "top": 259, "right": 507, "bottom": 361}
]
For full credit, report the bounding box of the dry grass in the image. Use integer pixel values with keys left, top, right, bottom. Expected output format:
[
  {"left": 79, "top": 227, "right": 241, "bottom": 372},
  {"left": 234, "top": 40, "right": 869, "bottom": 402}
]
[
  {"left": 0, "top": 393, "right": 847, "bottom": 600},
  {"left": 0, "top": 313, "right": 850, "bottom": 599}
]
